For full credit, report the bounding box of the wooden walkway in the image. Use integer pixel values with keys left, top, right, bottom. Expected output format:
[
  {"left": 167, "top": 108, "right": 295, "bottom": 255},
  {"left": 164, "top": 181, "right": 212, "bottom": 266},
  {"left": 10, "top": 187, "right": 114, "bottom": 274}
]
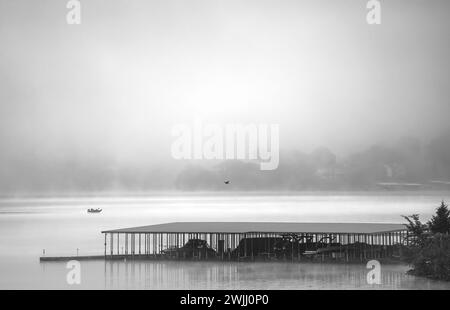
[
  {"left": 39, "top": 254, "right": 166, "bottom": 262},
  {"left": 40, "top": 255, "right": 105, "bottom": 262}
]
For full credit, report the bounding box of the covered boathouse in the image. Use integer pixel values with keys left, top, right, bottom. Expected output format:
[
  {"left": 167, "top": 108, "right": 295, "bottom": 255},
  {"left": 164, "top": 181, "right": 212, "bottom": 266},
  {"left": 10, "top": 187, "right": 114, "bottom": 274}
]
[{"left": 101, "top": 222, "right": 408, "bottom": 262}]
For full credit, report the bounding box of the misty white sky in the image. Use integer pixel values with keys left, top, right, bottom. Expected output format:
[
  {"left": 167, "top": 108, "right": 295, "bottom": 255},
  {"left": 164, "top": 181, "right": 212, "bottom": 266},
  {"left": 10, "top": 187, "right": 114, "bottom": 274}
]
[{"left": 1, "top": 0, "right": 449, "bottom": 167}]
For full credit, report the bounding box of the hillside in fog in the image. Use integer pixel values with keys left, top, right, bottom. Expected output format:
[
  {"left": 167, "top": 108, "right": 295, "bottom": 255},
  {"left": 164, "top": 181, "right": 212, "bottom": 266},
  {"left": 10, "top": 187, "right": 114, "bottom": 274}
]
[{"left": 1, "top": 133, "right": 450, "bottom": 194}]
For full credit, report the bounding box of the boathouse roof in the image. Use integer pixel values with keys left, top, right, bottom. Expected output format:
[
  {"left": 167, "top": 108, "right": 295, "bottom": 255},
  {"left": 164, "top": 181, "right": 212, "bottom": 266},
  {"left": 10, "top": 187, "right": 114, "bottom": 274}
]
[{"left": 102, "top": 222, "right": 407, "bottom": 234}]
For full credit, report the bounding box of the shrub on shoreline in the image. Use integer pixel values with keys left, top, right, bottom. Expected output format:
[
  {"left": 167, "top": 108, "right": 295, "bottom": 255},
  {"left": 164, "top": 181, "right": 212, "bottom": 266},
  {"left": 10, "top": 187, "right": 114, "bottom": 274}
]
[{"left": 402, "top": 201, "right": 450, "bottom": 281}]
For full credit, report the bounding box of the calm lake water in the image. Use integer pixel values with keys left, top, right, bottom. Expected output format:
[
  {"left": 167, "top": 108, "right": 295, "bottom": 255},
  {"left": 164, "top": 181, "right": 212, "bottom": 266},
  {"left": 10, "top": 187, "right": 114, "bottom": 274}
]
[{"left": 1, "top": 192, "right": 450, "bottom": 289}]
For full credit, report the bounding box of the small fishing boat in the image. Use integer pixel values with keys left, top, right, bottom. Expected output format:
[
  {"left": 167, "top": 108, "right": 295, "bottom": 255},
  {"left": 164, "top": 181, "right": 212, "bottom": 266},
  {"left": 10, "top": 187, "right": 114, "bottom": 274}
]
[{"left": 87, "top": 208, "right": 102, "bottom": 213}]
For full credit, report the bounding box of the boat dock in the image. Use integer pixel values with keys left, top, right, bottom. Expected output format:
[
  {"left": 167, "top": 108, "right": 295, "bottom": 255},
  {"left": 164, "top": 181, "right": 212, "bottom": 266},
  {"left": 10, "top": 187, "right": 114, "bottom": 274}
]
[
  {"left": 40, "top": 222, "right": 409, "bottom": 263},
  {"left": 99, "top": 222, "right": 408, "bottom": 262}
]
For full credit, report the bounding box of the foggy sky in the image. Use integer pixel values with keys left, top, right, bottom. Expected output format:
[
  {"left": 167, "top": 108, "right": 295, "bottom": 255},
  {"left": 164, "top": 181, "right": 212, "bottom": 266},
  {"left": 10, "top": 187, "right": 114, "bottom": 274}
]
[{"left": 1, "top": 0, "right": 450, "bottom": 192}]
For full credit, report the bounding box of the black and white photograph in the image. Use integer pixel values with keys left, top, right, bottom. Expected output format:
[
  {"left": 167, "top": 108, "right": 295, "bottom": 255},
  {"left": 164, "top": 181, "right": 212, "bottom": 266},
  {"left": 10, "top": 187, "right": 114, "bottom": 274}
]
[{"left": 1, "top": 0, "right": 450, "bottom": 297}]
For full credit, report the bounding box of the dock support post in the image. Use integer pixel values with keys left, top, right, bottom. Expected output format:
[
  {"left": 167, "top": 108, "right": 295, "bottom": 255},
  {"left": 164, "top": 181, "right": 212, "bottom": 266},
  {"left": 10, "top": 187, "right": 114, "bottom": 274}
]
[{"left": 110, "top": 233, "right": 113, "bottom": 257}]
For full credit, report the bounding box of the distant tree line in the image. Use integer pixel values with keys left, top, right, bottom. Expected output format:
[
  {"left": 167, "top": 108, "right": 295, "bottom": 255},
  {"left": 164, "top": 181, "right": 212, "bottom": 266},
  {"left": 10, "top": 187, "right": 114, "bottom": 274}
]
[
  {"left": 1, "top": 133, "right": 450, "bottom": 193},
  {"left": 175, "top": 134, "right": 450, "bottom": 191}
]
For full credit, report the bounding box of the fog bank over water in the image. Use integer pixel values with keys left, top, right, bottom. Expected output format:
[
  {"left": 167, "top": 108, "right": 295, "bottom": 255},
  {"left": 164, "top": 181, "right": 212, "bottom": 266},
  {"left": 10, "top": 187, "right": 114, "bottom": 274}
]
[{"left": 1, "top": 1, "right": 450, "bottom": 194}]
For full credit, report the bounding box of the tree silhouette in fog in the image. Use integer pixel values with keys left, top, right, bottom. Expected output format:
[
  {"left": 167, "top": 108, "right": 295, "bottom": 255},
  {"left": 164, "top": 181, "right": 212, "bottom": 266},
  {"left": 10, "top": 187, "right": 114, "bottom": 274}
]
[{"left": 428, "top": 201, "right": 450, "bottom": 234}]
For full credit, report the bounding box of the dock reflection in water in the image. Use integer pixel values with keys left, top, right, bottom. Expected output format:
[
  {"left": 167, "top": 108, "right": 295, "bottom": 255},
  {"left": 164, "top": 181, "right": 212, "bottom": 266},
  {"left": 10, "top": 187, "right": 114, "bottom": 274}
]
[{"left": 102, "top": 260, "right": 442, "bottom": 290}]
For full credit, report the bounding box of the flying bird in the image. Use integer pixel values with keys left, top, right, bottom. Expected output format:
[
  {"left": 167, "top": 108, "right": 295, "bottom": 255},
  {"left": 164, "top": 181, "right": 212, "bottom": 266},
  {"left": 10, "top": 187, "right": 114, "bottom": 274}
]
[{"left": 224, "top": 180, "right": 230, "bottom": 184}]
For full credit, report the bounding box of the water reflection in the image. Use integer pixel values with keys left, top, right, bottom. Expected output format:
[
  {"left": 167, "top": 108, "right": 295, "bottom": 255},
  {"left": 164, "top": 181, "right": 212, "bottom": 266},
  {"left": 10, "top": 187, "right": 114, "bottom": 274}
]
[{"left": 102, "top": 260, "right": 443, "bottom": 290}]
